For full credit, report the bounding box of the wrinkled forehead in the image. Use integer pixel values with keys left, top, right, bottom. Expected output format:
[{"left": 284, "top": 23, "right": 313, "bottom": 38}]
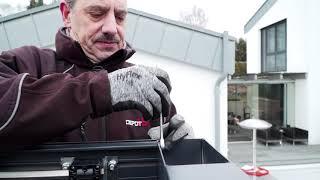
[{"left": 74, "top": 0, "right": 127, "bottom": 10}]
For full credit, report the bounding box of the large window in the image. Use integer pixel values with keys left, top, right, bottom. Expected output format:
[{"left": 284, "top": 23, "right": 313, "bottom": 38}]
[
  {"left": 227, "top": 83, "right": 289, "bottom": 142},
  {"left": 261, "top": 20, "right": 287, "bottom": 72}
]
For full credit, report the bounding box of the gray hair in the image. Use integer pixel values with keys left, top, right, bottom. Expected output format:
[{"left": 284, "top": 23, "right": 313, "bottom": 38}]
[{"left": 65, "top": 0, "right": 76, "bottom": 9}]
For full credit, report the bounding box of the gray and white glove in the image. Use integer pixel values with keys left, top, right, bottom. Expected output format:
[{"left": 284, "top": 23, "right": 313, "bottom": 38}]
[
  {"left": 108, "top": 65, "right": 171, "bottom": 120},
  {"left": 148, "top": 114, "right": 194, "bottom": 149},
  {"left": 138, "top": 65, "right": 172, "bottom": 93}
]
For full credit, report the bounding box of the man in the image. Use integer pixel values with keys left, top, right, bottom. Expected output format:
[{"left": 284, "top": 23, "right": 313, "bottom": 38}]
[{"left": 0, "top": 0, "right": 193, "bottom": 149}]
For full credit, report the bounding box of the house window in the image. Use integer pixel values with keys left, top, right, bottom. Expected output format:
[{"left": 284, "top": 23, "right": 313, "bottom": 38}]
[{"left": 261, "top": 20, "right": 286, "bottom": 72}]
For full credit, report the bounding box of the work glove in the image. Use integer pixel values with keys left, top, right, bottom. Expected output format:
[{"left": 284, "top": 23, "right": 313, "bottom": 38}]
[
  {"left": 148, "top": 114, "right": 194, "bottom": 150},
  {"left": 108, "top": 65, "right": 171, "bottom": 120},
  {"left": 138, "top": 65, "right": 172, "bottom": 93}
]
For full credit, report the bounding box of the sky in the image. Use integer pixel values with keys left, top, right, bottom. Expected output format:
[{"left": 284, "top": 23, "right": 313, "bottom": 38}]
[
  {"left": 0, "top": 0, "right": 265, "bottom": 39},
  {"left": 0, "top": 0, "right": 52, "bottom": 8},
  {"left": 128, "top": 0, "right": 265, "bottom": 38}
]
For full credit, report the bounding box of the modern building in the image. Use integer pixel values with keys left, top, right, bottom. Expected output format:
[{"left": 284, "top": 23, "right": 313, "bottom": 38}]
[
  {"left": 230, "top": 0, "right": 320, "bottom": 144},
  {"left": 0, "top": 3, "right": 235, "bottom": 156}
]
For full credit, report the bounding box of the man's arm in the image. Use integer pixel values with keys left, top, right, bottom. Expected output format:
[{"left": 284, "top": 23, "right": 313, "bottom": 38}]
[
  {"left": 0, "top": 49, "right": 112, "bottom": 149},
  {"left": 0, "top": 47, "right": 172, "bottom": 149}
]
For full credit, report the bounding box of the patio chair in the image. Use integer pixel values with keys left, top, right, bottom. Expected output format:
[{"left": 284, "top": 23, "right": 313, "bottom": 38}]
[
  {"left": 257, "top": 126, "right": 282, "bottom": 147},
  {"left": 283, "top": 127, "right": 308, "bottom": 145}
]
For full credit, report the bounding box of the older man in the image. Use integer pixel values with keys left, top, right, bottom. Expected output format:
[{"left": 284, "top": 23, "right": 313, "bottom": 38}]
[{"left": 0, "top": 0, "right": 193, "bottom": 149}]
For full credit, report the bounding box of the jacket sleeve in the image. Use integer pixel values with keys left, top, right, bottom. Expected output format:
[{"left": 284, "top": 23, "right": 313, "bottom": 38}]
[{"left": 0, "top": 50, "right": 113, "bottom": 149}]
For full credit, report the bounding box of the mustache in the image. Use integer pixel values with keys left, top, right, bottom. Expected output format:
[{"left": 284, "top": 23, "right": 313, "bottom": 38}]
[{"left": 95, "top": 33, "right": 120, "bottom": 43}]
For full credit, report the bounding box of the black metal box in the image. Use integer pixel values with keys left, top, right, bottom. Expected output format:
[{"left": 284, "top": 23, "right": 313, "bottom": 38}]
[{"left": 0, "top": 139, "right": 249, "bottom": 179}]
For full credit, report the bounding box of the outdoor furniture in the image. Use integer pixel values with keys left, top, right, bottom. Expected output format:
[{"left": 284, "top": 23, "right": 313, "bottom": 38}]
[
  {"left": 283, "top": 127, "right": 308, "bottom": 145},
  {"left": 238, "top": 119, "right": 272, "bottom": 176},
  {"left": 257, "top": 126, "right": 282, "bottom": 147}
]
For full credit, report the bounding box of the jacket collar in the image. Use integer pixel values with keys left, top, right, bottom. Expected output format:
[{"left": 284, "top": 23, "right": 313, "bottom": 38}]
[{"left": 55, "top": 27, "right": 135, "bottom": 68}]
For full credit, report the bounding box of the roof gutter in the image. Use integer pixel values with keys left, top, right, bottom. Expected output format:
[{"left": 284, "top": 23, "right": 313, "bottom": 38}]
[{"left": 214, "top": 31, "right": 232, "bottom": 154}]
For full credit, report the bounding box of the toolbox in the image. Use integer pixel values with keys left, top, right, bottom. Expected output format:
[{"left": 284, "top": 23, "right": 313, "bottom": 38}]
[{"left": 0, "top": 139, "right": 249, "bottom": 179}]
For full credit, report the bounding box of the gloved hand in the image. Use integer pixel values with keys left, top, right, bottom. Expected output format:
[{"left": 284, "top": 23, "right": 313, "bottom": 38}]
[
  {"left": 148, "top": 114, "right": 194, "bottom": 149},
  {"left": 108, "top": 65, "right": 171, "bottom": 120},
  {"left": 138, "top": 65, "right": 172, "bottom": 93}
]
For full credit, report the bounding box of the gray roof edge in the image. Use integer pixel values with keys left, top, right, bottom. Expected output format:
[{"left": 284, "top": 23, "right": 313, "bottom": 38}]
[
  {"left": 128, "top": 8, "right": 236, "bottom": 41},
  {"left": 0, "top": 3, "right": 235, "bottom": 41},
  {"left": 0, "top": 3, "right": 235, "bottom": 73},
  {"left": 0, "top": 3, "right": 60, "bottom": 23},
  {"left": 244, "top": 0, "right": 277, "bottom": 34}
]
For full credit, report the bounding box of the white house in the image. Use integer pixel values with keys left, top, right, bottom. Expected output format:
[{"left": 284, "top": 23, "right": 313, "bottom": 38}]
[
  {"left": 239, "top": 0, "right": 320, "bottom": 144},
  {"left": 0, "top": 3, "right": 235, "bottom": 156}
]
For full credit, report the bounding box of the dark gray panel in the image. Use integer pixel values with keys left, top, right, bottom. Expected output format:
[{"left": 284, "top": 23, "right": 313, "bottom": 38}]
[
  {"left": 132, "top": 17, "right": 165, "bottom": 53},
  {"left": 125, "top": 13, "right": 139, "bottom": 44},
  {"left": 4, "top": 16, "right": 39, "bottom": 48},
  {"left": 33, "top": 8, "right": 63, "bottom": 47},
  {"left": 159, "top": 25, "right": 192, "bottom": 60},
  {"left": 0, "top": 23, "right": 10, "bottom": 52},
  {"left": 186, "top": 32, "right": 222, "bottom": 68}
]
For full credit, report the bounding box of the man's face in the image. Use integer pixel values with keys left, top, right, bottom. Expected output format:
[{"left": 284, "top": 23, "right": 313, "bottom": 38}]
[{"left": 65, "top": 0, "right": 127, "bottom": 63}]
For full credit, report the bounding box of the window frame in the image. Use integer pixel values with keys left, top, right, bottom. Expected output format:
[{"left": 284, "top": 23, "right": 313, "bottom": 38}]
[{"left": 261, "top": 19, "right": 287, "bottom": 72}]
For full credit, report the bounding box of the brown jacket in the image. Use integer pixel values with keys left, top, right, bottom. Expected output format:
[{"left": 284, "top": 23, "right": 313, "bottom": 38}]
[{"left": 0, "top": 28, "right": 175, "bottom": 149}]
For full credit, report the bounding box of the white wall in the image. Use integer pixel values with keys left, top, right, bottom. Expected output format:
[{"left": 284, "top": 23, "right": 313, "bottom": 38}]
[
  {"left": 246, "top": 30, "right": 261, "bottom": 74},
  {"left": 246, "top": 0, "right": 320, "bottom": 144},
  {"left": 246, "top": 0, "right": 307, "bottom": 74},
  {"left": 128, "top": 51, "right": 228, "bottom": 155},
  {"left": 304, "top": 0, "right": 320, "bottom": 144},
  {"left": 294, "top": 79, "right": 308, "bottom": 130}
]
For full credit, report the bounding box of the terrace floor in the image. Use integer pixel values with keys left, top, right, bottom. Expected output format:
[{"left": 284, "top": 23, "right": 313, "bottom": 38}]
[{"left": 228, "top": 140, "right": 320, "bottom": 180}]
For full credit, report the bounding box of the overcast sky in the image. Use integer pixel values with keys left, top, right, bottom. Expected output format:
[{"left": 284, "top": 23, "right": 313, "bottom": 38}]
[
  {"left": 0, "top": 0, "right": 52, "bottom": 7},
  {"left": 128, "top": 0, "right": 265, "bottom": 38},
  {"left": 0, "top": 0, "right": 265, "bottom": 38}
]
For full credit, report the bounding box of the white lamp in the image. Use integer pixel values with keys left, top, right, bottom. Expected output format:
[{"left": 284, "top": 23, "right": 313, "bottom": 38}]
[{"left": 238, "top": 119, "right": 272, "bottom": 176}]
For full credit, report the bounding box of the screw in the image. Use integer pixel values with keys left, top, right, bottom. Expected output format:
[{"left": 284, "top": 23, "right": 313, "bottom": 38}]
[{"left": 108, "top": 159, "right": 117, "bottom": 171}]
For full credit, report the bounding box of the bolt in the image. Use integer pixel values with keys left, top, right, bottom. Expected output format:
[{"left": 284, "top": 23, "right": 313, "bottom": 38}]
[{"left": 108, "top": 159, "right": 117, "bottom": 171}]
